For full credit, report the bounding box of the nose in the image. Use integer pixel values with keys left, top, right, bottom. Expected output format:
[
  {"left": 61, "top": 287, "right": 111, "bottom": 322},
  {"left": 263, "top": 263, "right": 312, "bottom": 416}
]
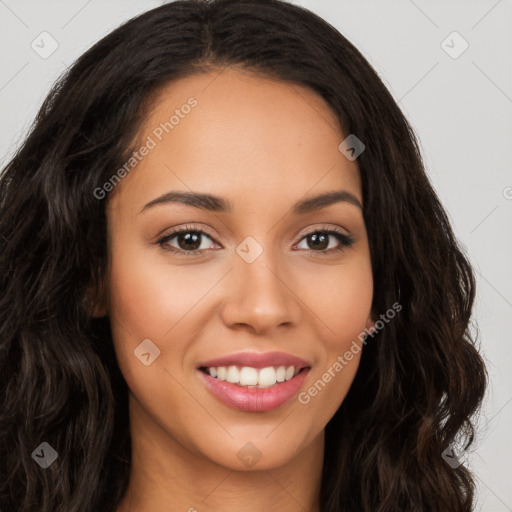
[{"left": 220, "top": 251, "right": 301, "bottom": 334}]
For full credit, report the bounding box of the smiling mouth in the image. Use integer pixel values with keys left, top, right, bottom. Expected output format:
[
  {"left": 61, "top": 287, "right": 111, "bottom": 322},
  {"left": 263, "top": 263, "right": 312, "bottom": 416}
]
[{"left": 199, "top": 365, "right": 309, "bottom": 388}]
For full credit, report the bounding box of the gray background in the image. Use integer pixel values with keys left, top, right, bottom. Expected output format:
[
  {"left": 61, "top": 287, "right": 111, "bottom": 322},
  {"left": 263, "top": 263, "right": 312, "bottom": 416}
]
[{"left": 1, "top": 0, "right": 511, "bottom": 510}]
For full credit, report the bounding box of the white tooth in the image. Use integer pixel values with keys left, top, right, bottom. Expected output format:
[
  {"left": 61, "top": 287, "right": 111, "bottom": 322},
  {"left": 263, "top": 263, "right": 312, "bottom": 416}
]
[
  {"left": 226, "top": 365, "right": 240, "bottom": 383},
  {"left": 285, "top": 366, "right": 295, "bottom": 381},
  {"left": 258, "top": 366, "right": 277, "bottom": 387},
  {"left": 209, "top": 365, "right": 298, "bottom": 387},
  {"left": 240, "top": 367, "right": 258, "bottom": 386},
  {"left": 276, "top": 366, "right": 286, "bottom": 382}
]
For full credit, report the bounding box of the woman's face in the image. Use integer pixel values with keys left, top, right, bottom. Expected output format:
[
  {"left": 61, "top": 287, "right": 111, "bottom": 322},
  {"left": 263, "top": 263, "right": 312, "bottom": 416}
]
[{"left": 104, "top": 67, "right": 374, "bottom": 470}]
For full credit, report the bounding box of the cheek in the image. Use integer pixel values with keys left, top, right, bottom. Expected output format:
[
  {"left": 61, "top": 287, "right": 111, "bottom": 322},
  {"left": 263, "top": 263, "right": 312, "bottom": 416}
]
[
  {"left": 330, "top": 266, "right": 373, "bottom": 342},
  {"left": 297, "top": 255, "right": 373, "bottom": 346},
  {"left": 107, "top": 239, "right": 230, "bottom": 395},
  {"left": 107, "top": 245, "right": 215, "bottom": 418},
  {"left": 108, "top": 244, "right": 223, "bottom": 341},
  {"left": 295, "top": 255, "right": 372, "bottom": 416}
]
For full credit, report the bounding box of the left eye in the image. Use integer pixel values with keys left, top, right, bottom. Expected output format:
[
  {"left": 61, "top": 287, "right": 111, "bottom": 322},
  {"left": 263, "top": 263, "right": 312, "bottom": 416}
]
[{"left": 295, "top": 230, "right": 354, "bottom": 252}]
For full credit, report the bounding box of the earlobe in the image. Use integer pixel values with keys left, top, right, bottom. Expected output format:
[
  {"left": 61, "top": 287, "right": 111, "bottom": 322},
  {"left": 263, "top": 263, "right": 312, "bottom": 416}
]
[
  {"left": 83, "top": 280, "right": 109, "bottom": 318},
  {"left": 90, "top": 300, "right": 108, "bottom": 318},
  {"left": 365, "top": 316, "right": 376, "bottom": 333}
]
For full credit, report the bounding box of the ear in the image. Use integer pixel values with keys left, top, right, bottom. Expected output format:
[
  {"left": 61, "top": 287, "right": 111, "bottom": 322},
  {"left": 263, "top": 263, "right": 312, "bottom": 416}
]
[
  {"left": 83, "top": 277, "right": 109, "bottom": 318},
  {"left": 89, "top": 297, "right": 108, "bottom": 318},
  {"left": 365, "top": 314, "right": 376, "bottom": 334}
]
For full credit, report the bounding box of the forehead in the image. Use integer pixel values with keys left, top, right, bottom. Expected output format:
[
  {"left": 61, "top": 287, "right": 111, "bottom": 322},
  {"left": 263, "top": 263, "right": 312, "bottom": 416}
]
[{"left": 109, "top": 67, "right": 362, "bottom": 212}]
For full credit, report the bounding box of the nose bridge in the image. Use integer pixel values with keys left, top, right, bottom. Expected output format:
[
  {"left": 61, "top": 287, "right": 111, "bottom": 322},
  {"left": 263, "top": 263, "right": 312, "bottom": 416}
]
[{"left": 220, "top": 239, "right": 299, "bottom": 332}]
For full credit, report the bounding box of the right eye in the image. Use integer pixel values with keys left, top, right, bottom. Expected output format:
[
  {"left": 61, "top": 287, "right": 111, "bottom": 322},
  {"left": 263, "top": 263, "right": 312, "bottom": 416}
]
[{"left": 156, "top": 226, "right": 220, "bottom": 255}]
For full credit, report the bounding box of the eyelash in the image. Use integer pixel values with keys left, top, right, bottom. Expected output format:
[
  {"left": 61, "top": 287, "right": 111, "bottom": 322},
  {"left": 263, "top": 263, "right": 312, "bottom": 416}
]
[{"left": 156, "top": 224, "right": 355, "bottom": 256}]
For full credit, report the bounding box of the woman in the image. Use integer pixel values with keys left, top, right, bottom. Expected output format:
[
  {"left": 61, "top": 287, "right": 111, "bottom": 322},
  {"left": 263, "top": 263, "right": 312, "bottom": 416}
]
[{"left": 0, "top": 0, "right": 487, "bottom": 510}]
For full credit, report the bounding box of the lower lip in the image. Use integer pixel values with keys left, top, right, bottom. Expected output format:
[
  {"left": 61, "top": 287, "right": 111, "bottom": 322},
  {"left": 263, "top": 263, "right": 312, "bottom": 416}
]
[{"left": 197, "top": 368, "right": 310, "bottom": 412}]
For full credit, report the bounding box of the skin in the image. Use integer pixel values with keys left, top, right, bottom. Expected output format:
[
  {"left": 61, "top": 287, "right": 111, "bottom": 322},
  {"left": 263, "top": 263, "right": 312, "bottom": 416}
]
[{"left": 98, "top": 67, "right": 375, "bottom": 512}]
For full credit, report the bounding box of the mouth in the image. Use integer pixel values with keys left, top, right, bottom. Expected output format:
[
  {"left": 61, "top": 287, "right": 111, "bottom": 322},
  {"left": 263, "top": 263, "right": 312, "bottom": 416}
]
[{"left": 196, "top": 351, "right": 312, "bottom": 412}]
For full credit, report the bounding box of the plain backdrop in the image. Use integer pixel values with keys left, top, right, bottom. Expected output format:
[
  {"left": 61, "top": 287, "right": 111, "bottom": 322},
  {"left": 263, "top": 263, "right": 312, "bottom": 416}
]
[{"left": 1, "top": 1, "right": 511, "bottom": 510}]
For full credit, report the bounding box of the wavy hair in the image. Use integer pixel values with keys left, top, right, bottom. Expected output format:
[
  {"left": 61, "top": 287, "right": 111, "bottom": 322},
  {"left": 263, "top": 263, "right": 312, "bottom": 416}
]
[{"left": 0, "top": 0, "right": 487, "bottom": 510}]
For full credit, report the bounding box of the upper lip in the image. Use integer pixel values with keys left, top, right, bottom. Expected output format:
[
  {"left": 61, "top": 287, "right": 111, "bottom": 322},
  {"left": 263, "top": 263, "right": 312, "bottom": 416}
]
[{"left": 198, "top": 351, "right": 311, "bottom": 370}]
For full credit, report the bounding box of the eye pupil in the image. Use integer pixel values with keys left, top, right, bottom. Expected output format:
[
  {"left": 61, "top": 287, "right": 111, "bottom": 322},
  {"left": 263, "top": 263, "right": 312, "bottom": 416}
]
[
  {"left": 178, "top": 232, "right": 201, "bottom": 250},
  {"left": 308, "top": 233, "right": 329, "bottom": 250}
]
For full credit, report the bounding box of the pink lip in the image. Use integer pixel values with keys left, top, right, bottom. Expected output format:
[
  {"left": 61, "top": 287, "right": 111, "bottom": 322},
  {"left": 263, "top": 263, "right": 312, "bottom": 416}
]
[
  {"left": 197, "top": 367, "right": 311, "bottom": 412},
  {"left": 197, "top": 351, "right": 310, "bottom": 370}
]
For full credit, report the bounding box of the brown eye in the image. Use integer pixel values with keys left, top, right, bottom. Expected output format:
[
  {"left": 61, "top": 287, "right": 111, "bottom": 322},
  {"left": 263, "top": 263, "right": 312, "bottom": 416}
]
[
  {"left": 296, "top": 230, "right": 354, "bottom": 253},
  {"left": 174, "top": 231, "right": 202, "bottom": 251},
  {"left": 305, "top": 232, "right": 330, "bottom": 250},
  {"left": 157, "top": 229, "right": 217, "bottom": 253}
]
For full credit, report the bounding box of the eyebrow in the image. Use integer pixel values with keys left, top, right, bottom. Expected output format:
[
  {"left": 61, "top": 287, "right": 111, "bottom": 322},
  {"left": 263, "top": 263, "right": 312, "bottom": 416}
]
[{"left": 140, "top": 190, "right": 362, "bottom": 214}]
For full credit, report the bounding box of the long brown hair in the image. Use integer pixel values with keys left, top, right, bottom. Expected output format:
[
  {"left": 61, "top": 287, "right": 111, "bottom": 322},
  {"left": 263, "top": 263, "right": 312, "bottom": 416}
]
[{"left": 0, "top": 1, "right": 487, "bottom": 510}]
